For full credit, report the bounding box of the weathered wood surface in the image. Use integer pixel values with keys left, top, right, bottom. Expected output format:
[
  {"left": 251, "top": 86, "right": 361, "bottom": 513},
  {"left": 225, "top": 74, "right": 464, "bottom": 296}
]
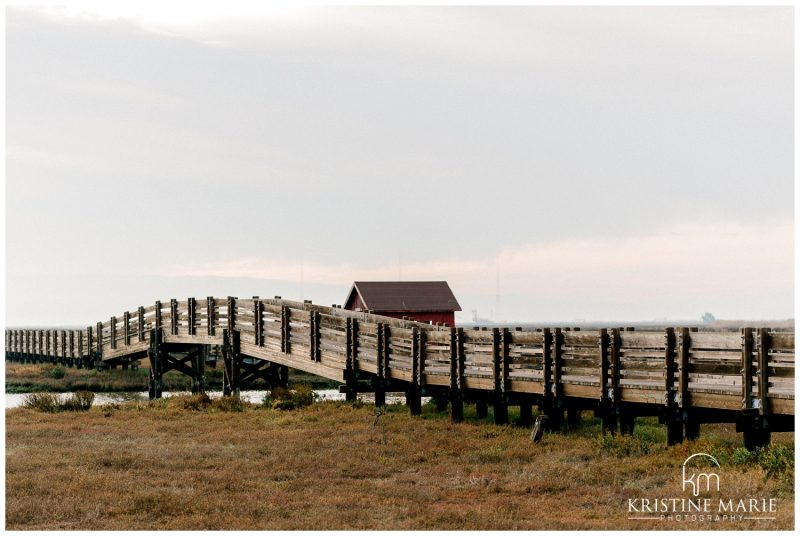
[{"left": 4, "top": 296, "right": 795, "bottom": 417}]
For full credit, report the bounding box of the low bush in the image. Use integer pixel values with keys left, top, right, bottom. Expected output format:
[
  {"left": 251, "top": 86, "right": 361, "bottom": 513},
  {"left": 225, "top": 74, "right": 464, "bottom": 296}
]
[
  {"left": 62, "top": 391, "right": 95, "bottom": 411},
  {"left": 48, "top": 366, "right": 66, "bottom": 379},
  {"left": 263, "top": 383, "right": 317, "bottom": 411},
  {"left": 22, "top": 391, "right": 94, "bottom": 412},
  {"left": 22, "top": 392, "right": 61, "bottom": 412},
  {"left": 596, "top": 431, "right": 654, "bottom": 457}
]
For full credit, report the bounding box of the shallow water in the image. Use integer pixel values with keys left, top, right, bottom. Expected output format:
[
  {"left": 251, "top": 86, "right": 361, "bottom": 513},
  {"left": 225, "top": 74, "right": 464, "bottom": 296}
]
[{"left": 5, "top": 389, "right": 413, "bottom": 408}]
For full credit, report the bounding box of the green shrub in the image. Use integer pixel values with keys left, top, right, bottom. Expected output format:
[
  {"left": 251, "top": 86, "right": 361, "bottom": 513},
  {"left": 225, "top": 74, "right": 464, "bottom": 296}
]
[
  {"left": 22, "top": 391, "right": 94, "bottom": 412},
  {"left": 291, "top": 383, "right": 316, "bottom": 408},
  {"left": 263, "top": 384, "right": 317, "bottom": 411},
  {"left": 22, "top": 392, "right": 61, "bottom": 412},
  {"left": 49, "top": 367, "right": 66, "bottom": 379},
  {"left": 62, "top": 391, "right": 94, "bottom": 411},
  {"left": 597, "top": 432, "right": 654, "bottom": 457}
]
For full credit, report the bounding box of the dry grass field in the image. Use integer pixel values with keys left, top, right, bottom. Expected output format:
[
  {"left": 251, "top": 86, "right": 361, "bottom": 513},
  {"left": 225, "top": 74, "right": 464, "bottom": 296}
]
[{"left": 6, "top": 397, "right": 794, "bottom": 530}]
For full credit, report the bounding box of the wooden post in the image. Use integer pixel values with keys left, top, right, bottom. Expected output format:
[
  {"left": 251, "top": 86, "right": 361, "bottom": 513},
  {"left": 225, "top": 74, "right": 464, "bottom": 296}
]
[
  {"left": 542, "top": 327, "right": 553, "bottom": 416},
  {"left": 310, "top": 310, "right": 321, "bottom": 361},
  {"left": 85, "top": 326, "right": 94, "bottom": 369},
  {"left": 110, "top": 317, "right": 117, "bottom": 350},
  {"left": 407, "top": 326, "right": 422, "bottom": 415},
  {"left": 227, "top": 296, "right": 236, "bottom": 335},
  {"left": 60, "top": 330, "right": 66, "bottom": 365},
  {"left": 344, "top": 318, "right": 358, "bottom": 401},
  {"left": 147, "top": 329, "right": 163, "bottom": 399},
  {"left": 281, "top": 305, "right": 291, "bottom": 354},
  {"left": 188, "top": 297, "right": 196, "bottom": 336},
  {"left": 123, "top": 311, "right": 130, "bottom": 346},
  {"left": 222, "top": 329, "right": 241, "bottom": 397},
  {"left": 155, "top": 301, "right": 162, "bottom": 331},
  {"left": 374, "top": 323, "right": 386, "bottom": 407},
  {"left": 254, "top": 300, "right": 264, "bottom": 346},
  {"left": 207, "top": 296, "right": 216, "bottom": 336},
  {"left": 449, "top": 327, "right": 464, "bottom": 422},
  {"left": 756, "top": 328, "right": 771, "bottom": 417},
  {"left": 170, "top": 299, "right": 178, "bottom": 335},
  {"left": 69, "top": 330, "right": 76, "bottom": 367},
  {"left": 677, "top": 328, "right": 690, "bottom": 410},
  {"left": 599, "top": 328, "right": 615, "bottom": 434},
  {"left": 741, "top": 328, "right": 771, "bottom": 450},
  {"left": 492, "top": 328, "right": 509, "bottom": 425},
  {"left": 741, "top": 327, "right": 754, "bottom": 411},
  {"left": 545, "top": 328, "right": 564, "bottom": 429},
  {"left": 382, "top": 324, "right": 391, "bottom": 380},
  {"left": 96, "top": 322, "right": 104, "bottom": 363},
  {"left": 76, "top": 331, "right": 84, "bottom": 369},
  {"left": 662, "top": 328, "right": 679, "bottom": 442},
  {"left": 191, "top": 345, "right": 206, "bottom": 394},
  {"left": 138, "top": 306, "right": 145, "bottom": 342}
]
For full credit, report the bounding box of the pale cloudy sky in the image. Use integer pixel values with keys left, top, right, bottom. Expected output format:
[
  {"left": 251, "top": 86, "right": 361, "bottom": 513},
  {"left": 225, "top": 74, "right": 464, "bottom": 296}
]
[{"left": 5, "top": 5, "right": 794, "bottom": 325}]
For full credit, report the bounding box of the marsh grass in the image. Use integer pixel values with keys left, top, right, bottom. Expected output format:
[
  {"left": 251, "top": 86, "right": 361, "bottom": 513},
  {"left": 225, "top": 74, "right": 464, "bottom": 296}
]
[
  {"left": 22, "top": 391, "right": 94, "bottom": 412},
  {"left": 262, "top": 383, "right": 317, "bottom": 410},
  {"left": 6, "top": 400, "right": 793, "bottom": 530},
  {"left": 5, "top": 361, "right": 336, "bottom": 393}
]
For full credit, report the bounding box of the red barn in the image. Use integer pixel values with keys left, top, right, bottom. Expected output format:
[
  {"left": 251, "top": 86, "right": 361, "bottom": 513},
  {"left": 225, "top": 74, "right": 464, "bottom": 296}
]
[{"left": 343, "top": 281, "right": 461, "bottom": 327}]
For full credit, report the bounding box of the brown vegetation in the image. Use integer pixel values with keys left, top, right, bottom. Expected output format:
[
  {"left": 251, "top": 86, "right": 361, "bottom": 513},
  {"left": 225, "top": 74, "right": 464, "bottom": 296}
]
[
  {"left": 6, "top": 400, "right": 794, "bottom": 530},
  {"left": 5, "top": 361, "right": 336, "bottom": 393}
]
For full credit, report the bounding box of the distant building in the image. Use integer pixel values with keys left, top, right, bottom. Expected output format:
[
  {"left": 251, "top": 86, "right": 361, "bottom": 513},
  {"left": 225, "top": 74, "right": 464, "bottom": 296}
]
[{"left": 344, "top": 281, "right": 462, "bottom": 327}]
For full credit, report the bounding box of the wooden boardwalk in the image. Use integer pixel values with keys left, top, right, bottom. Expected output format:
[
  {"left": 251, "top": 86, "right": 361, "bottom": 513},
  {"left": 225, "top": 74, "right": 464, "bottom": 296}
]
[{"left": 5, "top": 296, "right": 794, "bottom": 449}]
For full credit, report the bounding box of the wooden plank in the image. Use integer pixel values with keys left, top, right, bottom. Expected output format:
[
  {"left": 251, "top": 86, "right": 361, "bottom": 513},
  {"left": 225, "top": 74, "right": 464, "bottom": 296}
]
[
  {"left": 509, "top": 331, "right": 545, "bottom": 345},
  {"left": 687, "top": 332, "right": 742, "bottom": 350},
  {"left": 562, "top": 331, "right": 602, "bottom": 347},
  {"left": 618, "top": 331, "right": 667, "bottom": 349},
  {"left": 769, "top": 332, "right": 794, "bottom": 351}
]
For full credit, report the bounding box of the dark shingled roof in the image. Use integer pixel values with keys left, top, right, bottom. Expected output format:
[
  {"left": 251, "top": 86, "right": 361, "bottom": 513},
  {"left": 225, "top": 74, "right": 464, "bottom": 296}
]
[{"left": 345, "top": 281, "right": 462, "bottom": 312}]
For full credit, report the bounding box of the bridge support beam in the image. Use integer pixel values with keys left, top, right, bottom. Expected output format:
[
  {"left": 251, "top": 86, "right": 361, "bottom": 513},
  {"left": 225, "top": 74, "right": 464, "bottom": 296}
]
[
  {"left": 191, "top": 346, "right": 206, "bottom": 395},
  {"left": 148, "top": 329, "right": 164, "bottom": 399},
  {"left": 475, "top": 400, "right": 488, "bottom": 419},
  {"left": 343, "top": 371, "right": 358, "bottom": 402},
  {"left": 406, "top": 384, "right": 421, "bottom": 416},
  {"left": 222, "top": 330, "right": 241, "bottom": 397},
  {"left": 518, "top": 402, "right": 533, "bottom": 426},
  {"left": 372, "top": 376, "right": 386, "bottom": 408}
]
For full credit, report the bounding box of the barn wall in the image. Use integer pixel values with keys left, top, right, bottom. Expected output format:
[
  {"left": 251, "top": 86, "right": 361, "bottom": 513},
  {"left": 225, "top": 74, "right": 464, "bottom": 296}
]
[{"left": 378, "top": 311, "right": 455, "bottom": 327}]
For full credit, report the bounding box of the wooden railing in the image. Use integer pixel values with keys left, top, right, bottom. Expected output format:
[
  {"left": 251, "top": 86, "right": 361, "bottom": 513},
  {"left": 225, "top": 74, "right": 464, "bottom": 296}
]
[{"left": 5, "top": 296, "right": 794, "bottom": 448}]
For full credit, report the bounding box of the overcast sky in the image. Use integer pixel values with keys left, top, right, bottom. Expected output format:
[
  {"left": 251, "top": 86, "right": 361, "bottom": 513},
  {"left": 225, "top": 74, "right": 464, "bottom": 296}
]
[{"left": 5, "top": 5, "right": 794, "bottom": 326}]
